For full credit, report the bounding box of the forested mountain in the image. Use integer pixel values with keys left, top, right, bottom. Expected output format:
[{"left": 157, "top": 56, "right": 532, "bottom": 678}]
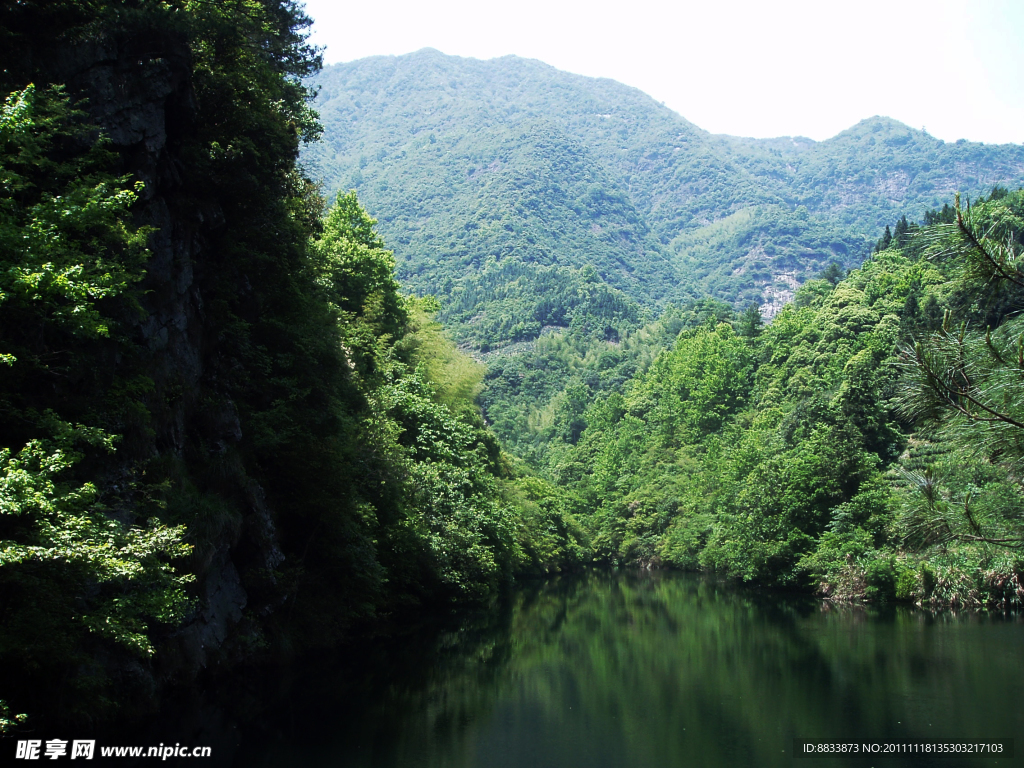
[
  {"left": 305, "top": 48, "right": 1024, "bottom": 328},
  {"left": 303, "top": 49, "right": 1024, "bottom": 461}
]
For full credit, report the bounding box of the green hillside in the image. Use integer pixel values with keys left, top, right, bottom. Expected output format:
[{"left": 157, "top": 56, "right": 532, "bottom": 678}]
[
  {"left": 304, "top": 48, "right": 1024, "bottom": 328},
  {"left": 555, "top": 188, "right": 1024, "bottom": 607},
  {"left": 303, "top": 49, "right": 1024, "bottom": 462}
]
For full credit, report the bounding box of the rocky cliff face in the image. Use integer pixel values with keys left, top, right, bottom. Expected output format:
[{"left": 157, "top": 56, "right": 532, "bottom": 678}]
[{"left": 47, "top": 22, "right": 284, "bottom": 688}]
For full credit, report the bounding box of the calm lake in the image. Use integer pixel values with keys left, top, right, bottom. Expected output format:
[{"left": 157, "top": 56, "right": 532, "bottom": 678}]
[{"left": 138, "top": 571, "right": 1023, "bottom": 767}]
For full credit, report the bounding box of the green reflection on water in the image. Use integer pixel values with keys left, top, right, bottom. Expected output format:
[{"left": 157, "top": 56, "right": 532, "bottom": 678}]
[{"left": 239, "top": 572, "right": 1024, "bottom": 768}]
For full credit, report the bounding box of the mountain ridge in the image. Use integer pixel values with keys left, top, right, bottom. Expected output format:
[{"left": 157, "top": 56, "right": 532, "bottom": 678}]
[{"left": 304, "top": 48, "right": 1024, "bottom": 333}]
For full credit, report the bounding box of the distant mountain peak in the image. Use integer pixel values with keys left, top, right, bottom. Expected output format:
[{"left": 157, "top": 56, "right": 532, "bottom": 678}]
[{"left": 836, "top": 115, "right": 931, "bottom": 140}]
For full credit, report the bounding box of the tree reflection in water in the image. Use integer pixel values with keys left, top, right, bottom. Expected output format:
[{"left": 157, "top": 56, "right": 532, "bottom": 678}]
[{"left": 123, "top": 572, "right": 1024, "bottom": 768}]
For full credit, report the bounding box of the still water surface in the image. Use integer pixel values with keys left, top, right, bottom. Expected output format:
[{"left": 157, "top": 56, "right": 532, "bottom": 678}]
[{"left": 152, "top": 571, "right": 1024, "bottom": 767}]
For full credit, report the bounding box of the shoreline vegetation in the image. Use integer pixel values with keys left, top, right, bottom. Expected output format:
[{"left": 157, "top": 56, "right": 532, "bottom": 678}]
[{"left": 1, "top": 0, "right": 1023, "bottom": 734}]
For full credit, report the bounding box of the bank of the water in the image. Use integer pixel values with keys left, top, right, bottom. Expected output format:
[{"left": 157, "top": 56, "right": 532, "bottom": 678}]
[{"left": 78, "top": 571, "right": 1024, "bottom": 766}]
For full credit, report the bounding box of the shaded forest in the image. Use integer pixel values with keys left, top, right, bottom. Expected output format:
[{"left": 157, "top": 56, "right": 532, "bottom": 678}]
[{"left": 0, "top": 0, "right": 577, "bottom": 731}]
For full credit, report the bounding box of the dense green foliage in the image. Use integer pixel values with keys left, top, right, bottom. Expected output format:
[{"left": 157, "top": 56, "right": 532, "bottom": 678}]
[
  {"left": 0, "top": 83, "right": 194, "bottom": 726},
  {"left": 478, "top": 298, "right": 735, "bottom": 464},
  {"left": 552, "top": 190, "right": 1024, "bottom": 607},
  {"left": 0, "top": 1, "right": 582, "bottom": 731}
]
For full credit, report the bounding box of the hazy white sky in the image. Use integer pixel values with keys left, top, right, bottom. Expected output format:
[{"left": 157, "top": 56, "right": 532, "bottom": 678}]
[{"left": 300, "top": 0, "right": 1022, "bottom": 145}]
